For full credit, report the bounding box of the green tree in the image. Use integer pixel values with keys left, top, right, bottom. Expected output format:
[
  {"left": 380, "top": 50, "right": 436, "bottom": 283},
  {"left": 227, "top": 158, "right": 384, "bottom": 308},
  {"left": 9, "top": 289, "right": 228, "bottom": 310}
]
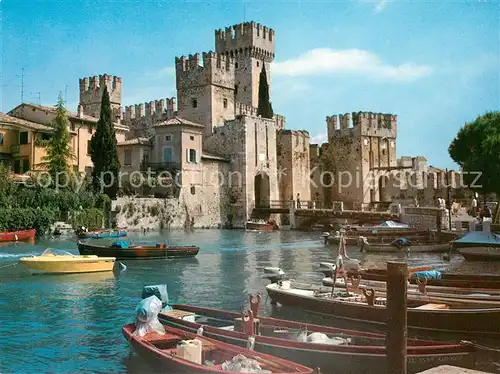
[
  {"left": 89, "top": 86, "right": 121, "bottom": 199},
  {"left": 39, "top": 94, "right": 75, "bottom": 185},
  {"left": 449, "top": 111, "right": 500, "bottom": 197},
  {"left": 257, "top": 62, "right": 274, "bottom": 119}
]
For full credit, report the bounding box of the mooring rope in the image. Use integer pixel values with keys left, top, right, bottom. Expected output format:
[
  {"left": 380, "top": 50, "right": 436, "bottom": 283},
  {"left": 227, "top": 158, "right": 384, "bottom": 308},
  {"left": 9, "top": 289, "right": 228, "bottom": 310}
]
[
  {"left": 0, "top": 262, "right": 18, "bottom": 270},
  {"left": 461, "top": 340, "right": 500, "bottom": 353}
]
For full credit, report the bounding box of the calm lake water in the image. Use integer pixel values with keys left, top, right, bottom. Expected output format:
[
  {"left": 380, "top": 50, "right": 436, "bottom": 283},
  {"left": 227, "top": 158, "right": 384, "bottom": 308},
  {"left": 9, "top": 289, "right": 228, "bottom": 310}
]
[{"left": 1, "top": 230, "right": 499, "bottom": 373}]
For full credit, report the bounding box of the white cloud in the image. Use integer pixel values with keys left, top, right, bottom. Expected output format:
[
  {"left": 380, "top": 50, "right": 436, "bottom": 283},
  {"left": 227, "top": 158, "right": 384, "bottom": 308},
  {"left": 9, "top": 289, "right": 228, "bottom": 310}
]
[
  {"left": 310, "top": 132, "right": 328, "bottom": 145},
  {"left": 374, "top": 0, "right": 388, "bottom": 13},
  {"left": 272, "top": 48, "right": 433, "bottom": 82}
]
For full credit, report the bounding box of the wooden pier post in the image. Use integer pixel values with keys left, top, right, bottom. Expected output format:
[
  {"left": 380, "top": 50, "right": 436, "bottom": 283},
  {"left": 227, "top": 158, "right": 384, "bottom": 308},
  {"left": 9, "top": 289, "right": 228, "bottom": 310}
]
[{"left": 386, "top": 261, "right": 408, "bottom": 374}]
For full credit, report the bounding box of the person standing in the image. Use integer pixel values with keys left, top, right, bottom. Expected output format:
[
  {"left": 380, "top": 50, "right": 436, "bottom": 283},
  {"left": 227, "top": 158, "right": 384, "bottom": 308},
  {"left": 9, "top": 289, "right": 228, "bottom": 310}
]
[
  {"left": 471, "top": 196, "right": 478, "bottom": 217},
  {"left": 296, "top": 193, "right": 301, "bottom": 209}
]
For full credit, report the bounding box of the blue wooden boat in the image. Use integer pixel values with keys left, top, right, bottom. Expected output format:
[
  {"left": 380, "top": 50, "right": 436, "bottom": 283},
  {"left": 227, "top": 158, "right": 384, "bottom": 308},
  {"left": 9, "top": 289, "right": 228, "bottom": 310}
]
[{"left": 77, "top": 229, "right": 127, "bottom": 239}]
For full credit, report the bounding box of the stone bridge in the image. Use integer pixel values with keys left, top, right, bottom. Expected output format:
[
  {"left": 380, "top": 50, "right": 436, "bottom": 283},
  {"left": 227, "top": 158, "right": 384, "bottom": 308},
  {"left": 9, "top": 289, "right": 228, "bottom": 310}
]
[{"left": 253, "top": 200, "right": 400, "bottom": 230}]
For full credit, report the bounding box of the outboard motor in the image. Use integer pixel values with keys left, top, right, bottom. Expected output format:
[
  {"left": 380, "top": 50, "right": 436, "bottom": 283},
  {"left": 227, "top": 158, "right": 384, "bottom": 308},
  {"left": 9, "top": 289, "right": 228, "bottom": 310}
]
[
  {"left": 263, "top": 267, "right": 286, "bottom": 284},
  {"left": 319, "top": 262, "right": 336, "bottom": 278}
]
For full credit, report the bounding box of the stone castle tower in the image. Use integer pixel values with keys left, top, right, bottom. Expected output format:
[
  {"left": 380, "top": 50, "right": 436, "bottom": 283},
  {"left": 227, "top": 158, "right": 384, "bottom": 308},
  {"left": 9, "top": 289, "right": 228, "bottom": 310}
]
[
  {"left": 215, "top": 22, "right": 275, "bottom": 108},
  {"left": 324, "top": 112, "right": 398, "bottom": 204},
  {"left": 175, "top": 52, "right": 235, "bottom": 137},
  {"left": 79, "top": 74, "right": 122, "bottom": 121}
]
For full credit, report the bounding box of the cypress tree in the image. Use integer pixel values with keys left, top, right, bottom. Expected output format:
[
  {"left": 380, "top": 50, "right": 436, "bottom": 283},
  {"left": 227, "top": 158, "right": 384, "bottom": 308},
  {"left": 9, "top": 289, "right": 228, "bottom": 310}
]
[
  {"left": 257, "top": 62, "right": 274, "bottom": 119},
  {"left": 39, "top": 94, "right": 75, "bottom": 186},
  {"left": 89, "top": 86, "right": 120, "bottom": 199}
]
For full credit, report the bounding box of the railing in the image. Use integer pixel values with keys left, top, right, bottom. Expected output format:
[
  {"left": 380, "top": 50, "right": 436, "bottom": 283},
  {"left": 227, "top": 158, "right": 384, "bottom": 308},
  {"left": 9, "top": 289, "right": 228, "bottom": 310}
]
[
  {"left": 255, "top": 200, "right": 291, "bottom": 209},
  {"left": 142, "top": 161, "right": 181, "bottom": 172},
  {"left": 10, "top": 145, "right": 20, "bottom": 154}
]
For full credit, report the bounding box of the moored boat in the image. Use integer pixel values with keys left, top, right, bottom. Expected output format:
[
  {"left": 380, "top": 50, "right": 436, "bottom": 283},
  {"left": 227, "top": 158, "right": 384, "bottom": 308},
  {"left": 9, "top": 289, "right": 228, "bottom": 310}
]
[
  {"left": 77, "top": 239, "right": 199, "bottom": 260},
  {"left": 452, "top": 232, "right": 500, "bottom": 261},
  {"left": 321, "top": 275, "right": 500, "bottom": 303},
  {"left": 77, "top": 228, "right": 128, "bottom": 239},
  {"left": 0, "top": 229, "right": 36, "bottom": 243},
  {"left": 123, "top": 324, "right": 315, "bottom": 374},
  {"left": 245, "top": 219, "right": 278, "bottom": 231},
  {"left": 265, "top": 280, "right": 500, "bottom": 337},
  {"left": 359, "top": 240, "right": 451, "bottom": 253},
  {"left": 326, "top": 232, "right": 430, "bottom": 245},
  {"left": 347, "top": 268, "right": 500, "bottom": 289},
  {"left": 19, "top": 248, "right": 115, "bottom": 275},
  {"left": 156, "top": 299, "right": 476, "bottom": 373}
]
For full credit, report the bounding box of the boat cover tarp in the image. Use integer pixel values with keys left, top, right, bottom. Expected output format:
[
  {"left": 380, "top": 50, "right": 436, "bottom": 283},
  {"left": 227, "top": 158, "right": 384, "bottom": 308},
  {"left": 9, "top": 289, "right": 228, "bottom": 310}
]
[
  {"left": 376, "top": 221, "right": 409, "bottom": 228},
  {"left": 412, "top": 270, "right": 442, "bottom": 279},
  {"left": 111, "top": 240, "right": 129, "bottom": 248},
  {"left": 391, "top": 238, "right": 411, "bottom": 248},
  {"left": 133, "top": 295, "right": 165, "bottom": 337},
  {"left": 454, "top": 232, "right": 500, "bottom": 246}
]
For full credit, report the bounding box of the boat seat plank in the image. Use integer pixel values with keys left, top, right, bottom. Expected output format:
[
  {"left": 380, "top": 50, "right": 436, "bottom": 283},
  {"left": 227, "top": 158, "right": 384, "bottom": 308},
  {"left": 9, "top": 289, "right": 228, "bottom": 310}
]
[
  {"left": 144, "top": 332, "right": 181, "bottom": 343},
  {"left": 414, "top": 303, "right": 449, "bottom": 310}
]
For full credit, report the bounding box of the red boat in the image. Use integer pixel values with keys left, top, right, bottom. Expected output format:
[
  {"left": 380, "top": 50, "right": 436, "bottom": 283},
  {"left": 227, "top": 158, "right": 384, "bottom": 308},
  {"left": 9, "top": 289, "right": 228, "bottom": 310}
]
[
  {"left": 122, "top": 323, "right": 315, "bottom": 374},
  {"left": 0, "top": 229, "right": 36, "bottom": 243},
  {"left": 157, "top": 297, "right": 476, "bottom": 374},
  {"left": 245, "top": 220, "right": 278, "bottom": 231}
]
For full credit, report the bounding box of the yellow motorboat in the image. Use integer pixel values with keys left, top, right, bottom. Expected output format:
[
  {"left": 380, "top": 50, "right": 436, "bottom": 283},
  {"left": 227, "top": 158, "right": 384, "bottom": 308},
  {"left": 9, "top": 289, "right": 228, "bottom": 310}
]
[{"left": 20, "top": 249, "right": 116, "bottom": 275}]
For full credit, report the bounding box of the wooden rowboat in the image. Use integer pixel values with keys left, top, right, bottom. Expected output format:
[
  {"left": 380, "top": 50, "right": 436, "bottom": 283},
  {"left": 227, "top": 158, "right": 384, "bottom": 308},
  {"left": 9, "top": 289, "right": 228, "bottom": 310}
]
[
  {"left": 265, "top": 281, "right": 500, "bottom": 337},
  {"left": 347, "top": 268, "right": 500, "bottom": 289},
  {"left": 327, "top": 233, "right": 430, "bottom": 245},
  {"left": 321, "top": 276, "right": 500, "bottom": 303},
  {"left": 0, "top": 229, "right": 36, "bottom": 242},
  {"left": 245, "top": 220, "right": 278, "bottom": 231},
  {"left": 77, "top": 240, "right": 199, "bottom": 260},
  {"left": 122, "top": 323, "right": 315, "bottom": 374},
  {"left": 157, "top": 299, "right": 476, "bottom": 373},
  {"left": 19, "top": 248, "right": 115, "bottom": 275},
  {"left": 77, "top": 228, "right": 127, "bottom": 239},
  {"left": 360, "top": 241, "right": 451, "bottom": 253}
]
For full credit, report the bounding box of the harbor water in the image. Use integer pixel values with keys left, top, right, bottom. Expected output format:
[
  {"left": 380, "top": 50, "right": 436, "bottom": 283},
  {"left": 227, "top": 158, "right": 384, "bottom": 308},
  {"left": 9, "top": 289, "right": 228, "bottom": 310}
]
[{"left": 1, "top": 230, "right": 499, "bottom": 373}]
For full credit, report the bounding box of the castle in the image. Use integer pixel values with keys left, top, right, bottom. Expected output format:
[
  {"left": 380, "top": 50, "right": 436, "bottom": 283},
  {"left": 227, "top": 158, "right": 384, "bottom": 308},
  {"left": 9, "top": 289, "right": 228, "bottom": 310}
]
[
  {"left": 82, "top": 21, "right": 310, "bottom": 228},
  {"left": 0, "top": 20, "right": 459, "bottom": 229}
]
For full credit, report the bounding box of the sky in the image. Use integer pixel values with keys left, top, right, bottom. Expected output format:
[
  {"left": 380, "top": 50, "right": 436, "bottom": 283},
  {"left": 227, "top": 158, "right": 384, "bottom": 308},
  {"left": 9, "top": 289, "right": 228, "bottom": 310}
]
[{"left": 1, "top": 0, "right": 498, "bottom": 169}]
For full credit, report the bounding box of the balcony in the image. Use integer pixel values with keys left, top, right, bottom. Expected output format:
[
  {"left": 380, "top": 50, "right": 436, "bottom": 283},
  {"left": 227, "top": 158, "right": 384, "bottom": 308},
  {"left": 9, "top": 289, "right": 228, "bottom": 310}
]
[
  {"left": 10, "top": 145, "right": 20, "bottom": 154},
  {"left": 141, "top": 161, "right": 181, "bottom": 172}
]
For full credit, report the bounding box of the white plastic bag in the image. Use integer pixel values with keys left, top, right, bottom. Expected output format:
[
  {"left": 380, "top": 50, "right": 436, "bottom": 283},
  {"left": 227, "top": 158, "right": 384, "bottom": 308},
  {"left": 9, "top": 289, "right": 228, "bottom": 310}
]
[{"left": 133, "top": 295, "right": 165, "bottom": 337}]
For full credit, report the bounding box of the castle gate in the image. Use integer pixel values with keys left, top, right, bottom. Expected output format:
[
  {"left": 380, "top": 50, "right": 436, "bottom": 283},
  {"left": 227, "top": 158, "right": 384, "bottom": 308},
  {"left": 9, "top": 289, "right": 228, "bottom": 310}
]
[{"left": 255, "top": 173, "right": 270, "bottom": 208}]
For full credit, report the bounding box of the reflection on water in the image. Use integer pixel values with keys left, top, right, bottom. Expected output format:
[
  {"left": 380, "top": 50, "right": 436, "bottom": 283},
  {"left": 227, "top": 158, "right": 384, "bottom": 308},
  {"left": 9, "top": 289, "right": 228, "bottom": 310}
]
[{"left": 1, "top": 229, "right": 499, "bottom": 372}]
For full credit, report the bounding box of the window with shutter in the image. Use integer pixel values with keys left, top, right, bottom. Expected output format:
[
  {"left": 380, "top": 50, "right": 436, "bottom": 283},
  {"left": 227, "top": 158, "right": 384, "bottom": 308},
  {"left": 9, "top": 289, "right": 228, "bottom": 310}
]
[
  {"left": 189, "top": 149, "right": 196, "bottom": 163},
  {"left": 124, "top": 150, "right": 132, "bottom": 166},
  {"left": 164, "top": 147, "right": 173, "bottom": 162}
]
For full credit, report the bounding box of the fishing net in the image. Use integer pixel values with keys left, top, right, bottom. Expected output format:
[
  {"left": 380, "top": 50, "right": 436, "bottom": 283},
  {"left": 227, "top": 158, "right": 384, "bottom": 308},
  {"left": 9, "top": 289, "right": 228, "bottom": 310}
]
[
  {"left": 221, "top": 354, "right": 271, "bottom": 373},
  {"left": 133, "top": 295, "right": 165, "bottom": 337}
]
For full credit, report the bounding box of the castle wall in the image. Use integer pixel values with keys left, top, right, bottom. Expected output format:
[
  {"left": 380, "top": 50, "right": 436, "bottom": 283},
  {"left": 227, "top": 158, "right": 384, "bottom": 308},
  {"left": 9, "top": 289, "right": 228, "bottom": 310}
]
[
  {"left": 123, "top": 98, "right": 177, "bottom": 138},
  {"left": 277, "top": 130, "right": 311, "bottom": 202}
]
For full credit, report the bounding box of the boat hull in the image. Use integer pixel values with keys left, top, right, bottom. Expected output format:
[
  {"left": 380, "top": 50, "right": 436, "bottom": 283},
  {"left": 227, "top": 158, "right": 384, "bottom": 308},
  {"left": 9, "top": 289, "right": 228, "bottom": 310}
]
[
  {"left": 458, "top": 247, "right": 500, "bottom": 261},
  {"left": 245, "top": 223, "right": 275, "bottom": 231},
  {"left": 20, "top": 257, "right": 115, "bottom": 274},
  {"left": 78, "top": 242, "right": 199, "bottom": 260},
  {"left": 266, "top": 283, "right": 500, "bottom": 337},
  {"left": 158, "top": 305, "right": 475, "bottom": 374},
  {"left": 0, "top": 229, "right": 36, "bottom": 243}
]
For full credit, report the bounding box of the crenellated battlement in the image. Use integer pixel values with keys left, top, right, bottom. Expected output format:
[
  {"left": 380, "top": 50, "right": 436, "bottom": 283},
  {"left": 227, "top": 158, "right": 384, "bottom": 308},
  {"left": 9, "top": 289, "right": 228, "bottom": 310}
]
[
  {"left": 123, "top": 98, "right": 176, "bottom": 121},
  {"left": 175, "top": 51, "right": 235, "bottom": 90},
  {"left": 79, "top": 74, "right": 122, "bottom": 119},
  {"left": 79, "top": 74, "right": 122, "bottom": 96},
  {"left": 235, "top": 102, "right": 286, "bottom": 130},
  {"left": 215, "top": 21, "right": 275, "bottom": 63},
  {"left": 326, "top": 111, "right": 398, "bottom": 139}
]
